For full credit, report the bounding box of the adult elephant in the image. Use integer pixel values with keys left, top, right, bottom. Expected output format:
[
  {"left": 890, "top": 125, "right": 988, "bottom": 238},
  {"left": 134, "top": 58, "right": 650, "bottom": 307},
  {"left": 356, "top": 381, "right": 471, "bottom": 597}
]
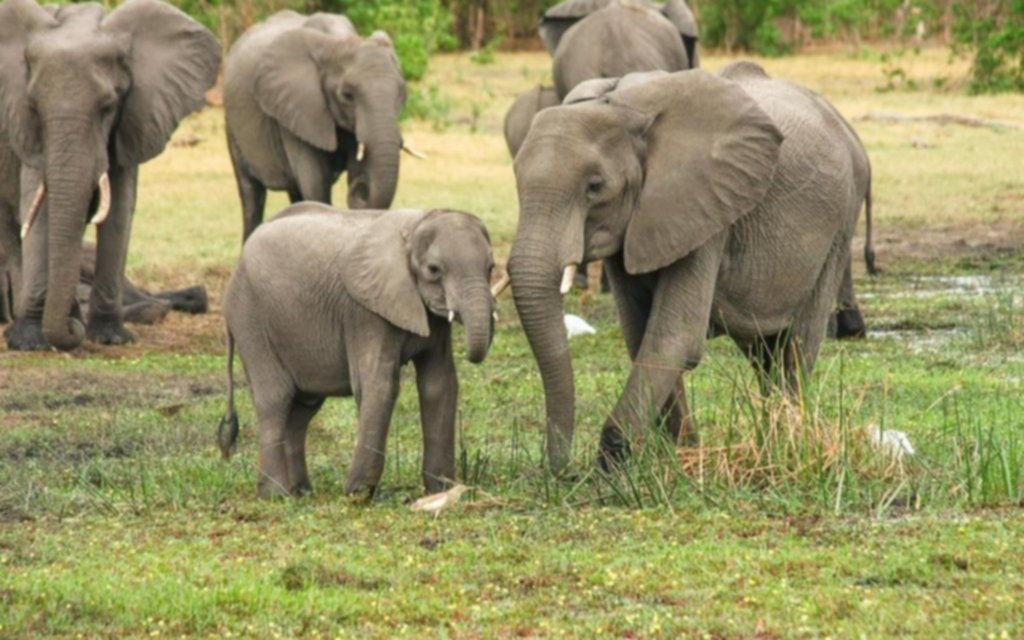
[
  {"left": 504, "top": 0, "right": 699, "bottom": 159},
  {"left": 546, "top": 0, "right": 697, "bottom": 98},
  {"left": 0, "top": 0, "right": 220, "bottom": 351},
  {"left": 508, "top": 65, "right": 871, "bottom": 471},
  {"left": 225, "top": 11, "right": 415, "bottom": 240}
]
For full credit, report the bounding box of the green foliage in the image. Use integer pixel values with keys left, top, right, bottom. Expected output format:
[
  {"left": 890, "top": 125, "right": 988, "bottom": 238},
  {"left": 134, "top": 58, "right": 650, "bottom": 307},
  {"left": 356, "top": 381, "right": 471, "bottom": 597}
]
[
  {"left": 332, "top": 0, "right": 455, "bottom": 81},
  {"left": 953, "top": 0, "right": 1024, "bottom": 93}
]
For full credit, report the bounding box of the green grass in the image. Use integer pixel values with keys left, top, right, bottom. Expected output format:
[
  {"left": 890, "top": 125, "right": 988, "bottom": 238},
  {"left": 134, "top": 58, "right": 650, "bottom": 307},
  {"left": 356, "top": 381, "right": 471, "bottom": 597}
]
[{"left": 2, "top": 49, "right": 1024, "bottom": 637}]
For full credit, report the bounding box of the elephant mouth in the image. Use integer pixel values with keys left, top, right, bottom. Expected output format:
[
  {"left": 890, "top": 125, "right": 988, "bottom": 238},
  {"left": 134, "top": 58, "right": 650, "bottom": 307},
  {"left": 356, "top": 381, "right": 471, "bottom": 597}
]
[{"left": 20, "top": 173, "right": 111, "bottom": 239}]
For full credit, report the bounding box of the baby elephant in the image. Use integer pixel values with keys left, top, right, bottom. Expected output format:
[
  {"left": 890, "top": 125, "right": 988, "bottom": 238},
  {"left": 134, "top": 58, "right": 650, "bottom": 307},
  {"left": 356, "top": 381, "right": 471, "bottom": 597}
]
[{"left": 218, "top": 203, "right": 497, "bottom": 498}]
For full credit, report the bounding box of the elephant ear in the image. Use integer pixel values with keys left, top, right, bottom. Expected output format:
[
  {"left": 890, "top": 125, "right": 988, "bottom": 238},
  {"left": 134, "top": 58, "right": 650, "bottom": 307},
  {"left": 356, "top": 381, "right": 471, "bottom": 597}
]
[
  {"left": 302, "top": 12, "right": 356, "bottom": 38},
  {"left": 102, "top": 0, "right": 221, "bottom": 166},
  {"left": 611, "top": 70, "right": 783, "bottom": 275},
  {"left": 342, "top": 209, "right": 430, "bottom": 337},
  {"left": 661, "top": 0, "right": 699, "bottom": 67},
  {"left": 0, "top": 0, "right": 56, "bottom": 166},
  {"left": 253, "top": 27, "right": 342, "bottom": 152}
]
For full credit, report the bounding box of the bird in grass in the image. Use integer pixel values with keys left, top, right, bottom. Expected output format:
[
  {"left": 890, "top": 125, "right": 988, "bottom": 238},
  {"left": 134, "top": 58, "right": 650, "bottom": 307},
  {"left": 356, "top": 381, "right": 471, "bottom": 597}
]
[{"left": 409, "top": 484, "right": 469, "bottom": 518}]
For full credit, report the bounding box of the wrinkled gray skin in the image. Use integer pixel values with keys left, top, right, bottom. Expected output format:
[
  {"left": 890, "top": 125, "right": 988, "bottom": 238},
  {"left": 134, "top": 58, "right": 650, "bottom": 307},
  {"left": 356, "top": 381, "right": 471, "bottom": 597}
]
[
  {"left": 225, "top": 11, "right": 407, "bottom": 240},
  {"left": 0, "top": 241, "right": 207, "bottom": 325},
  {"left": 0, "top": 0, "right": 220, "bottom": 351},
  {"left": 219, "top": 203, "right": 496, "bottom": 498},
  {"left": 508, "top": 64, "right": 871, "bottom": 471}
]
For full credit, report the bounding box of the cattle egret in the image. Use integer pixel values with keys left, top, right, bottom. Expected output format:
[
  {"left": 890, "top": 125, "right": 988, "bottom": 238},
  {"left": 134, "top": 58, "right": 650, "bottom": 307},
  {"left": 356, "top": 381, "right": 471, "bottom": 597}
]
[{"left": 410, "top": 484, "right": 469, "bottom": 518}]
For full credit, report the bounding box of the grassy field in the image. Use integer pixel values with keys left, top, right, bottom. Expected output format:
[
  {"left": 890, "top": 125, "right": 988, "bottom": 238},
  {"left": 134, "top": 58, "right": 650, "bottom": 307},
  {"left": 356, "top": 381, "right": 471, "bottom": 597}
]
[{"left": 2, "top": 48, "right": 1024, "bottom": 637}]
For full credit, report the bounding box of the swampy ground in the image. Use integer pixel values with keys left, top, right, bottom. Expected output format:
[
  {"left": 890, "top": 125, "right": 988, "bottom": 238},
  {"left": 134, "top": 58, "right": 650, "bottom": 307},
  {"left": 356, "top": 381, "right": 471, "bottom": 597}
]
[{"left": 2, "top": 49, "right": 1023, "bottom": 638}]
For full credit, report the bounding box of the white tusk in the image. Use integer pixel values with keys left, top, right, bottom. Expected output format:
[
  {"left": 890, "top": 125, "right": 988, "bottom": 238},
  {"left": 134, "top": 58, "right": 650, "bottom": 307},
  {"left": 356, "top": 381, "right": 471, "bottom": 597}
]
[
  {"left": 402, "top": 143, "right": 428, "bottom": 160},
  {"left": 559, "top": 264, "right": 578, "bottom": 295},
  {"left": 20, "top": 183, "right": 46, "bottom": 239},
  {"left": 356, "top": 143, "right": 365, "bottom": 162},
  {"left": 492, "top": 310, "right": 499, "bottom": 323},
  {"left": 448, "top": 310, "right": 455, "bottom": 323},
  {"left": 490, "top": 272, "right": 511, "bottom": 298},
  {"left": 89, "top": 173, "right": 111, "bottom": 225}
]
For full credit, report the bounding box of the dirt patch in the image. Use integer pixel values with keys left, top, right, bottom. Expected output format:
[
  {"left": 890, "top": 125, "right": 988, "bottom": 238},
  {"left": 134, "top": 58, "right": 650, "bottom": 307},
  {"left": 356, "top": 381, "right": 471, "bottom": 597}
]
[{"left": 854, "top": 219, "right": 1024, "bottom": 275}]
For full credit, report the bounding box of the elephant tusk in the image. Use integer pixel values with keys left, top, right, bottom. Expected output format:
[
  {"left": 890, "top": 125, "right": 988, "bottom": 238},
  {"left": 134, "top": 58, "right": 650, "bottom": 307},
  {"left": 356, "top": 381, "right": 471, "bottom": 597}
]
[
  {"left": 356, "top": 143, "right": 366, "bottom": 162},
  {"left": 490, "top": 272, "right": 511, "bottom": 298},
  {"left": 20, "top": 183, "right": 46, "bottom": 239},
  {"left": 559, "top": 264, "right": 578, "bottom": 295},
  {"left": 89, "top": 173, "right": 111, "bottom": 226},
  {"left": 493, "top": 310, "right": 499, "bottom": 323},
  {"left": 448, "top": 310, "right": 455, "bottom": 323},
  {"left": 401, "top": 143, "right": 428, "bottom": 160}
]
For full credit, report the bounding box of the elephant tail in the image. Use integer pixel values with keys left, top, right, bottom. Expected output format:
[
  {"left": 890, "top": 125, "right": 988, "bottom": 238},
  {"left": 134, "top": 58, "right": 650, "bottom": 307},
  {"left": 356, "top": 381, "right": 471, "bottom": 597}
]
[
  {"left": 863, "top": 169, "right": 877, "bottom": 276},
  {"left": 218, "top": 328, "right": 240, "bottom": 460}
]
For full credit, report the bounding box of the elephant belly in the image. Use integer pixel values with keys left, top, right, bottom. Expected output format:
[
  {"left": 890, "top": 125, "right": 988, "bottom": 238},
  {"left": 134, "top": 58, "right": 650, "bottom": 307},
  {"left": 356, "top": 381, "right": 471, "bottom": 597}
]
[
  {"left": 283, "top": 340, "right": 353, "bottom": 398},
  {"left": 712, "top": 203, "right": 843, "bottom": 340}
]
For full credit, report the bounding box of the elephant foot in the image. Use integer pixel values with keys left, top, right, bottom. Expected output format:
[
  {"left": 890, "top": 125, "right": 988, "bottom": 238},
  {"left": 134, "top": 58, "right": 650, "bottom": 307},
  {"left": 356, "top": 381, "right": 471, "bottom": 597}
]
[
  {"left": 597, "top": 424, "right": 632, "bottom": 472},
  {"left": 833, "top": 307, "right": 867, "bottom": 340},
  {"left": 257, "top": 474, "right": 293, "bottom": 499},
  {"left": 155, "top": 285, "right": 208, "bottom": 315},
  {"left": 123, "top": 299, "right": 172, "bottom": 325},
  {"left": 343, "top": 479, "right": 378, "bottom": 503},
  {"left": 86, "top": 316, "right": 136, "bottom": 346},
  {"left": 4, "top": 317, "right": 50, "bottom": 351}
]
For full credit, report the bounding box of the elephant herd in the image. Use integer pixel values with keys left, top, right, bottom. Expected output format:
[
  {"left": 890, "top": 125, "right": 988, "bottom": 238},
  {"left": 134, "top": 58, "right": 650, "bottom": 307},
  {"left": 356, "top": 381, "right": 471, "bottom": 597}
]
[{"left": 1, "top": 0, "right": 879, "bottom": 499}]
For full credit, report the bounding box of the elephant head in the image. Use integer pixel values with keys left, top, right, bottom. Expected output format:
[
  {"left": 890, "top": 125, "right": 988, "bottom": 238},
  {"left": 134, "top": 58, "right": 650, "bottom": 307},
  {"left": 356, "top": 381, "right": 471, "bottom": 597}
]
[
  {"left": 253, "top": 17, "right": 406, "bottom": 210},
  {"left": 342, "top": 209, "right": 496, "bottom": 363},
  {"left": 508, "top": 70, "right": 782, "bottom": 470},
  {"left": 0, "top": 0, "right": 219, "bottom": 350},
  {"left": 539, "top": 0, "right": 699, "bottom": 67}
]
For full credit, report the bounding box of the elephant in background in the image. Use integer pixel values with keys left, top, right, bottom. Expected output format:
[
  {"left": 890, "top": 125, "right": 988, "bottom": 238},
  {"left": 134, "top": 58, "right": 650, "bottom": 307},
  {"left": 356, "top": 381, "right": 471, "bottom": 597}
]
[
  {"left": 0, "top": 0, "right": 220, "bottom": 351},
  {"left": 504, "top": 0, "right": 699, "bottom": 160},
  {"left": 508, "top": 64, "right": 871, "bottom": 471},
  {"left": 219, "top": 203, "right": 497, "bottom": 498},
  {"left": 0, "top": 241, "right": 207, "bottom": 326},
  {"left": 225, "top": 11, "right": 414, "bottom": 240}
]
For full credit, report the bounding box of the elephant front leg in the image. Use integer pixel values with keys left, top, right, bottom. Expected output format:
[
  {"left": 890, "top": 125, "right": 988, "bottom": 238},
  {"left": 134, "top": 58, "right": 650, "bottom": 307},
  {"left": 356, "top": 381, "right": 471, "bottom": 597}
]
[
  {"left": 603, "top": 256, "right": 696, "bottom": 451},
  {"left": 345, "top": 338, "right": 402, "bottom": 498},
  {"left": 414, "top": 336, "right": 458, "bottom": 493},
  {"left": 600, "top": 244, "right": 723, "bottom": 466},
  {"left": 87, "top": 165, "right": 137, "bottom": 346},
  {"left": 5, "top": 167, "right": 50, "bottom": 350}
]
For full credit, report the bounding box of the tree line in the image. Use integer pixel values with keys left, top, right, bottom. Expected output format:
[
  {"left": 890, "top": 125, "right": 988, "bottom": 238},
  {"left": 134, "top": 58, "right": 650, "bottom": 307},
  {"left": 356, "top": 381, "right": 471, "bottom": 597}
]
[{"left": 169, "top": 0, "right": 1021, "bottom": 91}]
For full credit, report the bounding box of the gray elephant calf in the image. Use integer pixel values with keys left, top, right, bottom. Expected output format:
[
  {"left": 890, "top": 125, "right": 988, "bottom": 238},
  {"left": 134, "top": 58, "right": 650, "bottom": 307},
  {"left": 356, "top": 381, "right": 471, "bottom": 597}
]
[{"left": 218, "top": 203, "right": 497, "bottom": 498}]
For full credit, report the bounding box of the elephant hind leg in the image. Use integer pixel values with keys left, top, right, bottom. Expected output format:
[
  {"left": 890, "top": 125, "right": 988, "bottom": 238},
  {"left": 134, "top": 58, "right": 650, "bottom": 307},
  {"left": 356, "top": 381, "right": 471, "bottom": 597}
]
[
  {"left": 741, "top": 330, "right": 798, "bottom": 396},
  {"left": 785, "top": 238, "right": 854, "bottom": 392},
  {"left": 283, "top": 393, "right": 325, "bottom": 496}
]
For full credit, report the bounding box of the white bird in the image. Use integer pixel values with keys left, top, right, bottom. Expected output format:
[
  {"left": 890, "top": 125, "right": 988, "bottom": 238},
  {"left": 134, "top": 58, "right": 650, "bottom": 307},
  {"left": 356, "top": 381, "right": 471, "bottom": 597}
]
[
  {"left": 564, "top": 314, "right": 597, "bottom": 338},
  {"left": 866, "top": 424, "right": 916, "bottom": 459},
  {"left": 409, "top": 484, "right": 469, "bottom": 518}
]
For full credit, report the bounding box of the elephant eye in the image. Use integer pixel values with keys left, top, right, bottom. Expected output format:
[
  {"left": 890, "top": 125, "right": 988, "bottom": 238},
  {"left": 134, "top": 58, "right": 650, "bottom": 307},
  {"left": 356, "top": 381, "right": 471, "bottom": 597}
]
[
  {"left": 340, "top": 88, "right": 356, "bottom": 102},
  {"left": 585, "top": 176, "right": 606, "bottom": 200},
  {"left": 426, "top": 263, "right": 442, "bottom": 278}
]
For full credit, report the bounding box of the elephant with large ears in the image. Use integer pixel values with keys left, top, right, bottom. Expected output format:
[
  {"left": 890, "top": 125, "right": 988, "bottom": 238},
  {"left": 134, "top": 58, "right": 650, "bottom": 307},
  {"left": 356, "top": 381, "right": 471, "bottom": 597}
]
[
  {"left": 508, "top": 64, "right": 870, "bottom": 472},
  {"left": 0, "top": 0, "right": 220, "bottom": 351},
  {"left": 218, "top": 203, "right": 498, "bottom": 498},
  {"left": 225, "top": 11, "right": 416, "bottom": 240}
]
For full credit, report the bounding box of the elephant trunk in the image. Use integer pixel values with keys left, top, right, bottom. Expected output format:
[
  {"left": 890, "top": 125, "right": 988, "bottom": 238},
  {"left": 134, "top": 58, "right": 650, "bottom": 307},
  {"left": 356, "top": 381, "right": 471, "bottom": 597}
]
[
  {"left": 354, "top": 102, "right": 402, "bottom": 210},
  {"left": 458, "top": 277, "right": 494, "bottom": 364},
  {"left": 41, "top": 153, "right": 95, "bottom": 351},
  {"left": 508, "top": 218, "right": 575, "bottom": 473}
]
